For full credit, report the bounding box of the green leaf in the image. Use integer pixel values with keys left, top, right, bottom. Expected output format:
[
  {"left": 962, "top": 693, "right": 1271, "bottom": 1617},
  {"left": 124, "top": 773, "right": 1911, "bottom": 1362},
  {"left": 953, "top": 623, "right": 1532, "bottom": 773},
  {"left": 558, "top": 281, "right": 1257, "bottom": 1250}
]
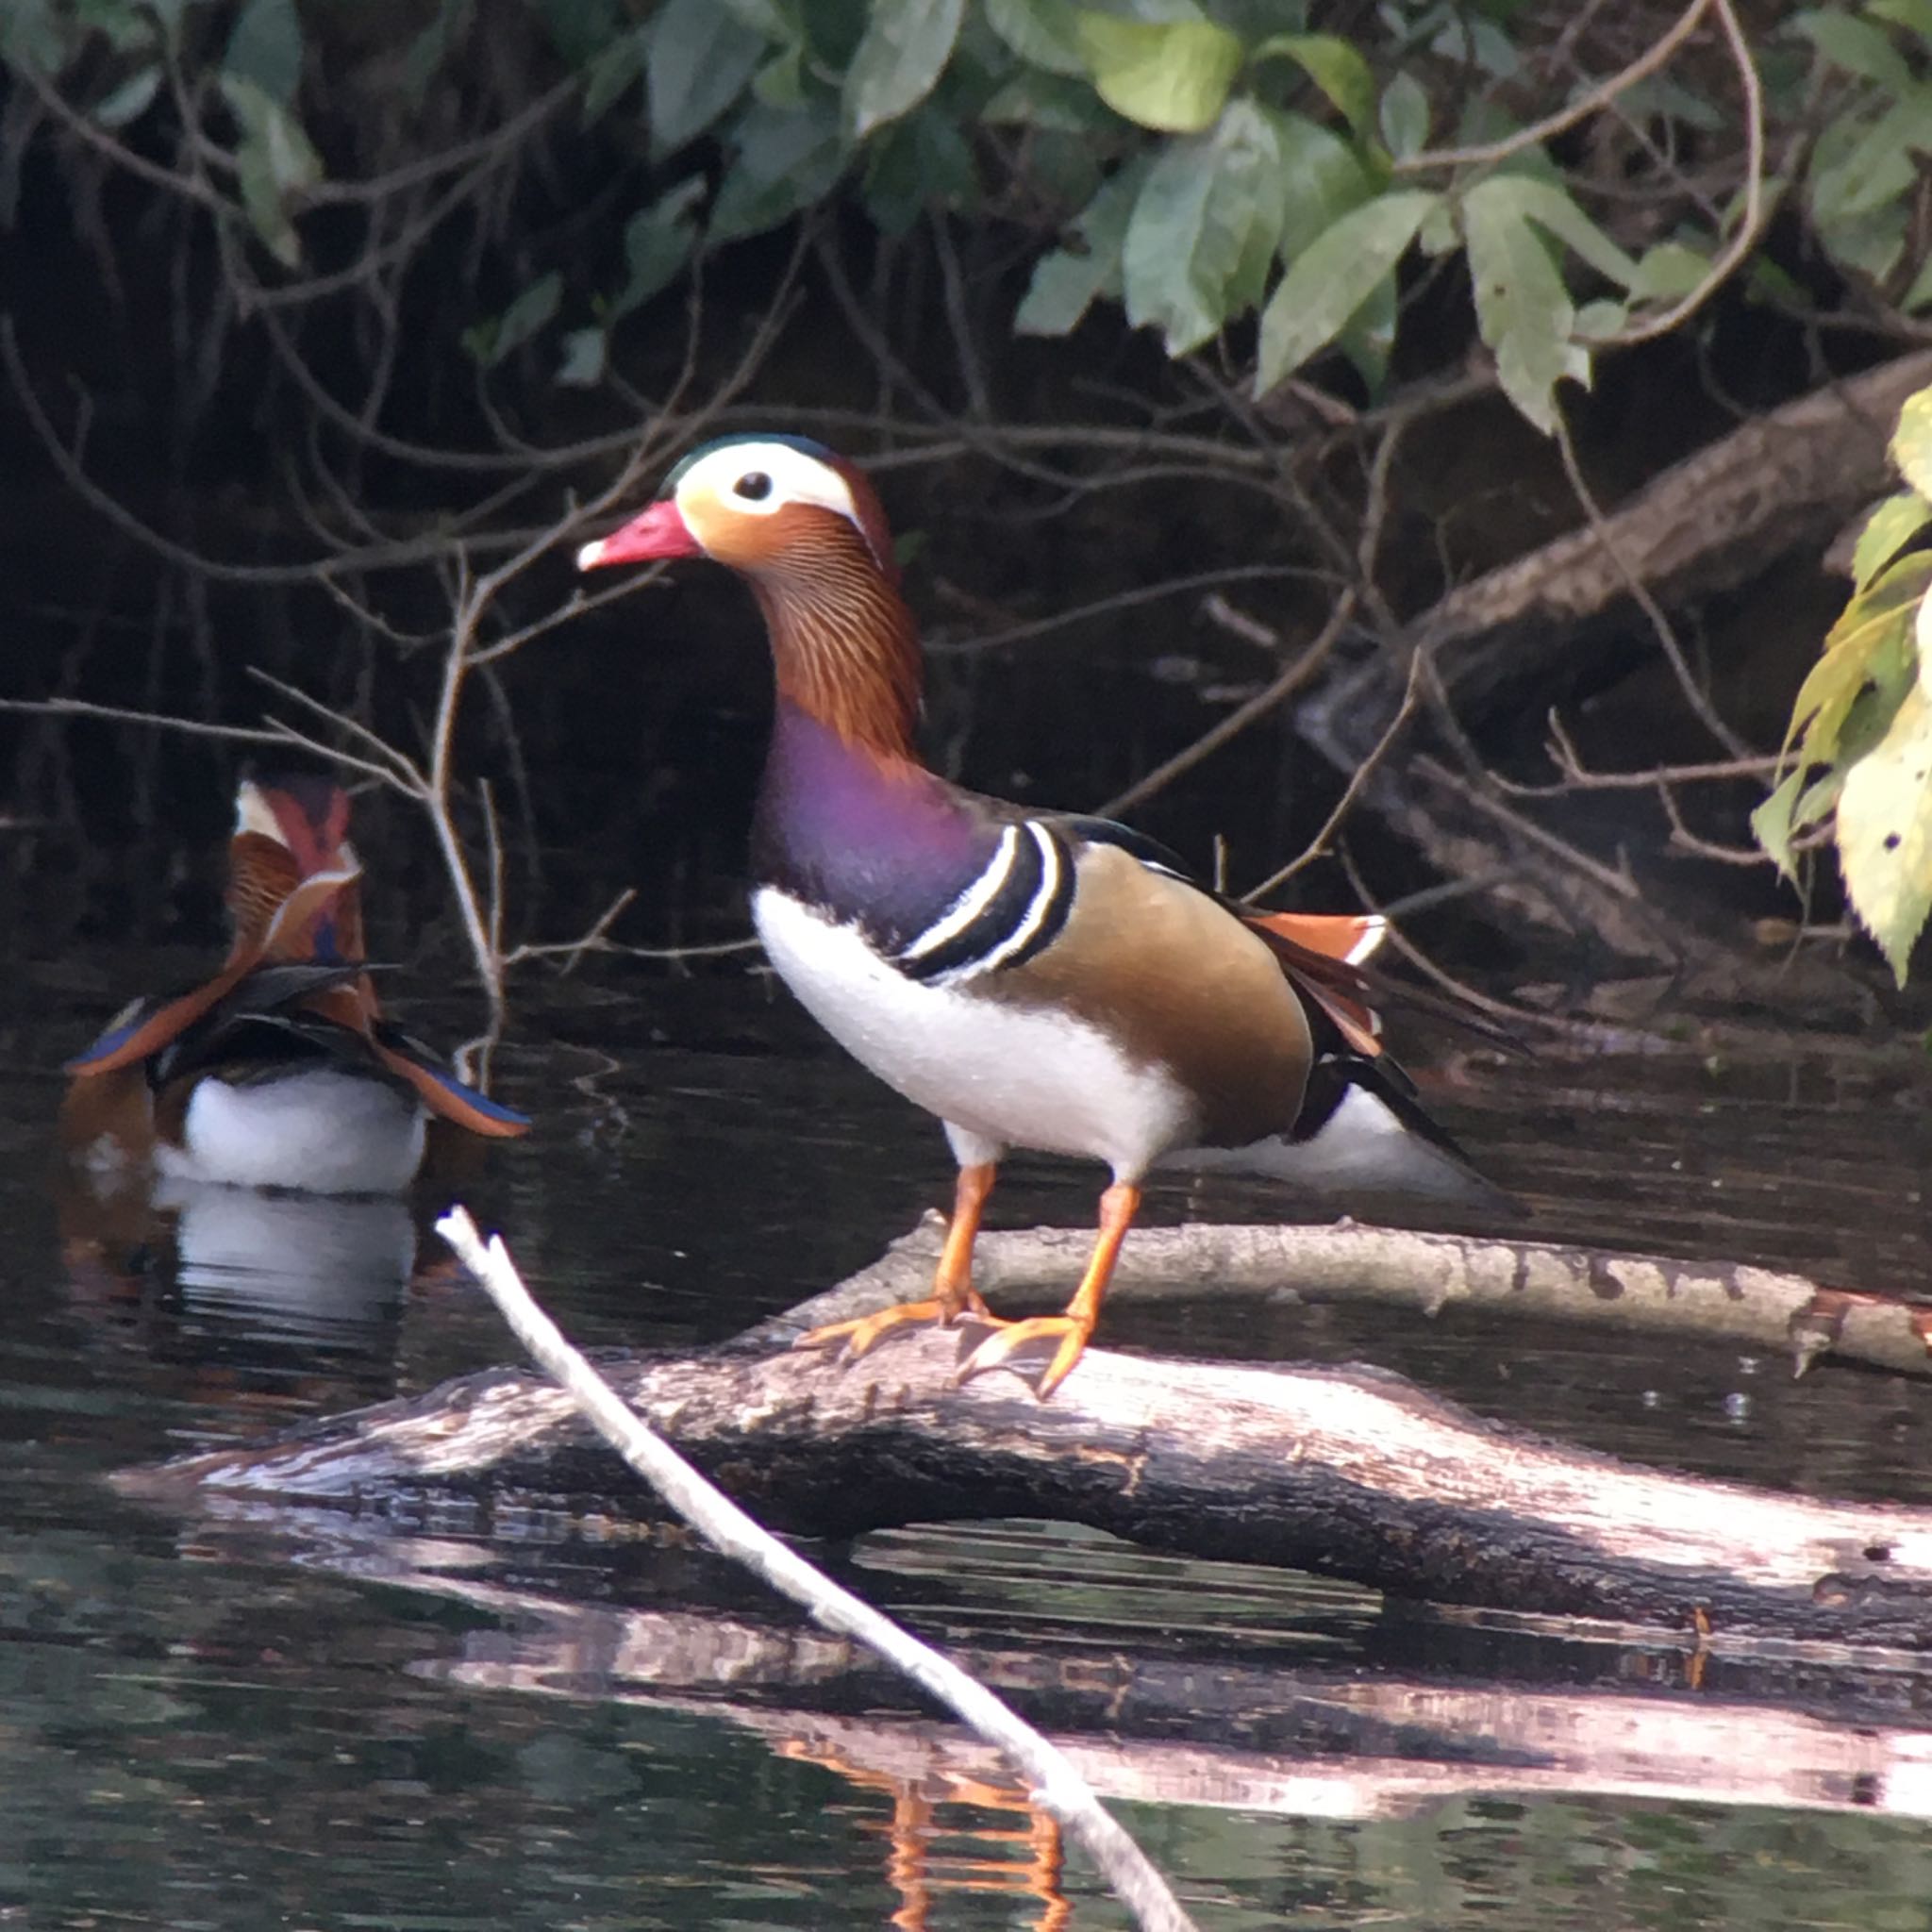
[
  {"left": 1869, "top": 0, "right": 1932, "bottom": 42},
  {"left": 710, "top": 98, "right": 847, "bottom": 242},
  {"left": 1797, "top": 765, "right": 1848, "bottom": 830},
  {"left": 1619, "top": 73, "right": 1724, "bottom": 133},
  {"left": 861, "top": 104, "right": 976, "bottom": 234},
  {"left": 1809, "top": 96, "right": 1932, "bottom": 229},
  {"left": 1751, "top": 766, "right": 1808, "bottom": 878},
  {"left": 1121, "top": 99, "right": 1290, "bottom": 353},
  {"left": 1461, "top": 175, "right": 1579, "bottom": 434},
  {"left": 1892, "top": 387, "right": 1932, "bottom": 498},
  {"left": 1854, "top": 491, "right": 1932, "bottom": 591},
  {"left": 1574, "top": 297, "right": 1627, "bottom": 339},
  {"left": 1015, "top": 158, "right": 1147, "bottom": 336},
  {"left": 468, "top": 271, "right": 562, "bottom": 367},
  {"left": 984, "top": 0, "right": 1085, "bottom": 76},
  {"left": 1788, "top": 552, "right": 1932, "bottom": 763},
  {"left": 582, "top": 28, "right": 645, "bottom": 124},
  {"left": 1818, "top": 198, "right": 1910, "bottom": 284},
  {"left": 221, "top": 75, "right": 322, "bottom": 192},
  {"left": 1256, "top": 188, "right": 1439, "bottom": 395},
  {"left": 982, "top": 69, "right": 1116, "bottom": 130},
  {"left": 1838, "top": 679, "right": 1932, "bottom": 982},
  {"left": 92, "top": 65, "right": 160, "bottom": 127},
  {"left": 1483, "top": 174, "right": 1640, "bottom": 287},
  {"left": 752, "top": 42, "right": 808, "bottom": 108},
  {"left": 398, "top": 0, "right": 473, "bottom": 105},
  {"left": 647, "top": 0, "right": 769, "bottom": 156},
  {"left": 1336, "top": 265, "right": 1397, "bottom": 393},
  {"left": 1429, "top": 10, "right": 1517, "bottom": 77},
  {"left": 1378, "top": 70, "right": 1429, "bottom": 159},
  {"left": 1271, "top": 109, "right": 1373, "bottom": 258},
  {"left": 1074, "top": 13, "right": 1242, "bottom": 133},
  {"left": 225, "top": 0, "right": 302, "bottom": 105},
  {"left": 0, "top": 0, "right": 76, "bottom": 72},
  {"left": 613, "top": 177, "right": 705, "bottom": 315},
  {"left": 221, "top": 74, "right": 322, "bottom": 266},
  {"left": 844, "top": 0, "right": 965, "bottom": 139},
  {"left": 1629, "top": 239, "right": 1712, "bottom": 301},
  {"left": 716, "top": 0, "right": 797, "bottom": 36},
  {"left": 1250, "top": 33, "right": 1374, "bottom": 141},
  {"left": 1791, "top": 8, "right": 1916, "bottom": 89}
]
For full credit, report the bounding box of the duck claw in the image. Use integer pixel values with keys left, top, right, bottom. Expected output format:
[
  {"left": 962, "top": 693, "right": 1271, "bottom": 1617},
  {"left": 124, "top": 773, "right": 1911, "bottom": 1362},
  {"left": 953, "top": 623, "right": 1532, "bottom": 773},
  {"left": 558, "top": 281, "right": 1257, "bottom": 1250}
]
[
  {"left": 951, "top": 1315, "right": 1093, "bottom": 1399},
  {"left": 797, "top": 1291, "right": 999, "bottom": 1365}
]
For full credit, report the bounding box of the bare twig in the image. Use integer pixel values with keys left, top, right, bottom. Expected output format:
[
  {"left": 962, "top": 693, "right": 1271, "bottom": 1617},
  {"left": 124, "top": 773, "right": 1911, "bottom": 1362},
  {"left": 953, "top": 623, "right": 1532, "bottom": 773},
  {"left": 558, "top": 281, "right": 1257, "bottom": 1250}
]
[
  {"left": 931, "top": 564, "right": 1321, "bottom": 658},
  {"left": 1502, "top": 712, "right": 1781, "bottom": 794},
  {"left": 1241, "top": 647, "right": 1423, "bottom": 900},
  {"left": 1553, "top": 412, "right": 1752, "bottom": 758},
  {"left": 1397, "top": 0, "right": 1716, "bottom": 175},
  {"left": 1655, "top": 774, "right": 1774, "bottom": 865},
  {"left": 0, "top": 696, "right": 399, "bottom": 787},
  {"left": 1606, "top": 0, "right": 1766, "bottom": 349},
  {"left": 435, "top": 1208, "right": 1198, "bottom": 1932},
  {"left": 1096, "top": 590, "right": 1359, "bottom": 819}
]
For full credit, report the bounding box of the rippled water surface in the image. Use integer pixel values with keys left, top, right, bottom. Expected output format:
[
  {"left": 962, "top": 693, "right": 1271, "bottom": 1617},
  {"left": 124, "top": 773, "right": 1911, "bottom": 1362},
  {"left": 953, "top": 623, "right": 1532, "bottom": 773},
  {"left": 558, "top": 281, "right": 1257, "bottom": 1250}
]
[{"left": 7, "top": 945, "right": 1932, "bottom": 1928}]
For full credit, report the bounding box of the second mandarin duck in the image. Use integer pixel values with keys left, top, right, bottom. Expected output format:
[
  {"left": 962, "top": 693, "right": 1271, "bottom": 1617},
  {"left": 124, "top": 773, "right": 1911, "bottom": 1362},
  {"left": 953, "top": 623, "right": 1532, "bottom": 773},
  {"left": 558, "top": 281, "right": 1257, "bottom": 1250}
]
[
  {"left": 579, "top": 436, "right": 1504, "bottom": 1396},
  {"left": 60, "top": 774, "right": 529, "bottom": 1193}
]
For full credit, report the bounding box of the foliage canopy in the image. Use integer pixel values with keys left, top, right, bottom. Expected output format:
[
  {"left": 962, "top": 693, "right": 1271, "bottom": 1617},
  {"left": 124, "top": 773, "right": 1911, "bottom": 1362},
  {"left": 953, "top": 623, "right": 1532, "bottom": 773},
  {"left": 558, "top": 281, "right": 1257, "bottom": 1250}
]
[{"left": 8, "top": 0, "right": 1932, "bottom": 429}]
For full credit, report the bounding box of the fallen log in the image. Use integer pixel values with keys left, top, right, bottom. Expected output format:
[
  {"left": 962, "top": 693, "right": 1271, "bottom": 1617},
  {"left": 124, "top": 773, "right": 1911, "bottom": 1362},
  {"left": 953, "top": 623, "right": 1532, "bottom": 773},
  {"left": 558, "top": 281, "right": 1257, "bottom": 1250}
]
[
  {"left": 124, "top": 1305, "right": 1932, "bottom": 1648},
  {"left": 764, "top": 1214, "right": 1932, "bottom": 1381},
  {"left": 1307, "top": 347, "right": 1932, "bottom": 762}
]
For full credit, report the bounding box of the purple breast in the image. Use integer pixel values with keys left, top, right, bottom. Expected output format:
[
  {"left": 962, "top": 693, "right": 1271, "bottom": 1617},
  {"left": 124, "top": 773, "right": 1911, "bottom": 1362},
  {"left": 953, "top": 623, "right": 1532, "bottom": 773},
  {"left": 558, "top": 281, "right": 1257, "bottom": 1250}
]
[{"left": 751, "top": 704, "right": 995, "bottom": 949}]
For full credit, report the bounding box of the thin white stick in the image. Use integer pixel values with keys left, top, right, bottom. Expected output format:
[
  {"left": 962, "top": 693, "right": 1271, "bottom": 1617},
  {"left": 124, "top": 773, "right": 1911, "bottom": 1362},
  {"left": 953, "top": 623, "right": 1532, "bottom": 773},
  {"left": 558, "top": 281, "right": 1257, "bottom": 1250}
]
[{"left": 436, "top": 1207, "right": 1198, "bottom": 1932}]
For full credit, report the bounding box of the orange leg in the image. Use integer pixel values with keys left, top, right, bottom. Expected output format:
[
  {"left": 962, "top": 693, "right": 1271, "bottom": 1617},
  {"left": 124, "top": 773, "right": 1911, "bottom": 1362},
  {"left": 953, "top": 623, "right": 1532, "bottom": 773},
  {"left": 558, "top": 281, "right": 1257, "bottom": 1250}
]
[
  {"left": 797, "top": 1162, "right": 1003, "bottom": 1360},
  {"left": 955, "top": 1180, "right": 1141, "bottom": 1399}
]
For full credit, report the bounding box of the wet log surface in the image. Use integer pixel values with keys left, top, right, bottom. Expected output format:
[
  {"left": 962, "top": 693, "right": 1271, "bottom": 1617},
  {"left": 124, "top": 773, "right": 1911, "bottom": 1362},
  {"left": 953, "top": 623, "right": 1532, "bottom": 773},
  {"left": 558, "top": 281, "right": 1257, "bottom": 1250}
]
[{"left": 125, "top": 1310, "right": 1932, "bottom": 1650}]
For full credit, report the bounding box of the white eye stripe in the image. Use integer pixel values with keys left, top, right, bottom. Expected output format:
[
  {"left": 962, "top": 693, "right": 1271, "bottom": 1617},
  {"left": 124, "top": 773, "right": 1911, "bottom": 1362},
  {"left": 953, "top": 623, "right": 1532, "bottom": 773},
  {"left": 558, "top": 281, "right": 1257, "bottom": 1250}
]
[
  {"left": 675, "top": 441, "right": 860, "bottom": 525},
  {"left": 233, "top": 780, "right": 280, "bottom": 841}
]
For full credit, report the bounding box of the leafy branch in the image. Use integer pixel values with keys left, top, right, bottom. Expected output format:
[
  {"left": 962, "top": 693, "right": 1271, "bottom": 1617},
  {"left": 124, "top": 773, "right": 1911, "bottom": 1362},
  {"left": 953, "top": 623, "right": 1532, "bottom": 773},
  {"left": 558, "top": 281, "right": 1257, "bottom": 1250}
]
[{"left": 1755, "top": 384, "right": 1932, "bottom": 983}]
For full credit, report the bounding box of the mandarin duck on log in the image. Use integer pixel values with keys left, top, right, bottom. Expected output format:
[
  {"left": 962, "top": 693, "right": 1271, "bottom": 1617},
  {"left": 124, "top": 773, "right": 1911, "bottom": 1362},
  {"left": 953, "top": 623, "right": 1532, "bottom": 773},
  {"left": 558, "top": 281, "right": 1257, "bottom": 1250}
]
[
  {"left": 60, "top": 775, "right": 528, "bottom": 1193},
  {"left": 579, "top": 436, "right": 1507, "bottom": 1396}
]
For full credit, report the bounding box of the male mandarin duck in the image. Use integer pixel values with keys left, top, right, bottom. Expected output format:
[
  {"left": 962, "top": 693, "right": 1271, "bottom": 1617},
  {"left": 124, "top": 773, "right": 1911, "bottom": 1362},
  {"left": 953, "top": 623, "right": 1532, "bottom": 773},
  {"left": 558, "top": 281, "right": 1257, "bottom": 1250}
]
[
  {"left": 578, "top": 435, "right": 1505, "bottom": 1396},
  {"left": 59, "top": 775, "right": 528, "bottom": 1193}
]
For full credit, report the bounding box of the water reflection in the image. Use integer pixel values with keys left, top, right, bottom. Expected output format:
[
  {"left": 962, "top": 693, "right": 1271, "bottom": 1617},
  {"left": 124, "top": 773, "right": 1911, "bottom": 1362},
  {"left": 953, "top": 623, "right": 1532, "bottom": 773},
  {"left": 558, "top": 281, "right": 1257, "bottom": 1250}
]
[
  {"left": 775, "top": 1738, "right": 1071, "bottom": 1932},
  {"left": 15, "top": 988, "right": 1932, "bottom": 1925},
  {"left": 51, "top": 1159, "right": 430, "bottom": 1413},
  {"left": 159, "top": 1179, "right": 414, "bottom": 1333}
]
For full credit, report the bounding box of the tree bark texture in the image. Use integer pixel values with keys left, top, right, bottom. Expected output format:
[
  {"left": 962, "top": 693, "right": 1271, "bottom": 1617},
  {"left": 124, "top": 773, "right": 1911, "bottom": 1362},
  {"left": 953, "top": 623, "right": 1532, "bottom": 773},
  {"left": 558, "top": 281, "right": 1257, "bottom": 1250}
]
[
  {"left": 763, "top": 1214, "right": 1932, "bottom": 1379},
  {"left": 1308, "top": 347, "right": 1932, "bottom": 761},
  {"left": 125, "top": 1309, "right": 1932, "bottom": 1648}
]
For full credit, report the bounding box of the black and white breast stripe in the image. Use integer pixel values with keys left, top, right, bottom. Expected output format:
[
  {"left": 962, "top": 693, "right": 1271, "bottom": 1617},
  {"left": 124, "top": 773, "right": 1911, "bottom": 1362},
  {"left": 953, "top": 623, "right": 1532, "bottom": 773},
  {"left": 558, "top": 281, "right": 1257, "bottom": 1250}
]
[{"left": 892, "top": 820, "right": 1074, "bottom": 986}]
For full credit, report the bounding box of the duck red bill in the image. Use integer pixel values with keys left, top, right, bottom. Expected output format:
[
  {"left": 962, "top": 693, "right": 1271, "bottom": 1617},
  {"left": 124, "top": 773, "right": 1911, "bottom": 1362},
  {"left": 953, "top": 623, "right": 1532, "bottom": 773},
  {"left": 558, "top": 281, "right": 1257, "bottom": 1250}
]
[{"left": 575, "top": 499, "right": 702, "bottom": 570}]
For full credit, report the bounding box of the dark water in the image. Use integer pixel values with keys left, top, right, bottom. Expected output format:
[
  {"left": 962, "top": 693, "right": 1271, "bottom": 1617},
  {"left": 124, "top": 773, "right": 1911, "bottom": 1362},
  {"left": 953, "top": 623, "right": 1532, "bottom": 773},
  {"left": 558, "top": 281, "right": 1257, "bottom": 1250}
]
[{"left": 8, "top": 950, "right": 1932, "bottom": 1928}]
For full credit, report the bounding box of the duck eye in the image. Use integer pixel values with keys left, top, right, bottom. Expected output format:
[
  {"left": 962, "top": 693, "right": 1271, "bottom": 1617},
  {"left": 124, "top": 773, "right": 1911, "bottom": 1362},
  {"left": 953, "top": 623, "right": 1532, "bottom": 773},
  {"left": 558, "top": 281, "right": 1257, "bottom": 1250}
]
[{"left": 734, "top": 472, "right": 773, "bottom": 502}]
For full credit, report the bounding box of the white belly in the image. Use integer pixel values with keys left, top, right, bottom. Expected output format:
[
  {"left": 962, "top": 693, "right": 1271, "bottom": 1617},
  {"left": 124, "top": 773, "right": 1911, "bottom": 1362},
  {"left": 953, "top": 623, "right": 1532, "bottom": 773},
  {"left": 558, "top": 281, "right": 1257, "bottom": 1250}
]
[
  {"left": 160, "top": 1071, "right": 426, "bottom": 1194},
  {"left": 754, "top": 889, "right": 1192, "bottom": 1178}
]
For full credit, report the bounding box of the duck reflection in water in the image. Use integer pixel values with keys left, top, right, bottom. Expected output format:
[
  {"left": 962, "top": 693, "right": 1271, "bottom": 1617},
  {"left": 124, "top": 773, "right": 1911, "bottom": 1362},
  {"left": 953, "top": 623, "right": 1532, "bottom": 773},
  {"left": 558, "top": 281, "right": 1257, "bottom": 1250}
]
[
  {"left": 55, "top": 774, "right": 528, "bottom": 1357},
  {"left": 779, "top": 1738, "right": 1071, "bottom": 1932}
]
